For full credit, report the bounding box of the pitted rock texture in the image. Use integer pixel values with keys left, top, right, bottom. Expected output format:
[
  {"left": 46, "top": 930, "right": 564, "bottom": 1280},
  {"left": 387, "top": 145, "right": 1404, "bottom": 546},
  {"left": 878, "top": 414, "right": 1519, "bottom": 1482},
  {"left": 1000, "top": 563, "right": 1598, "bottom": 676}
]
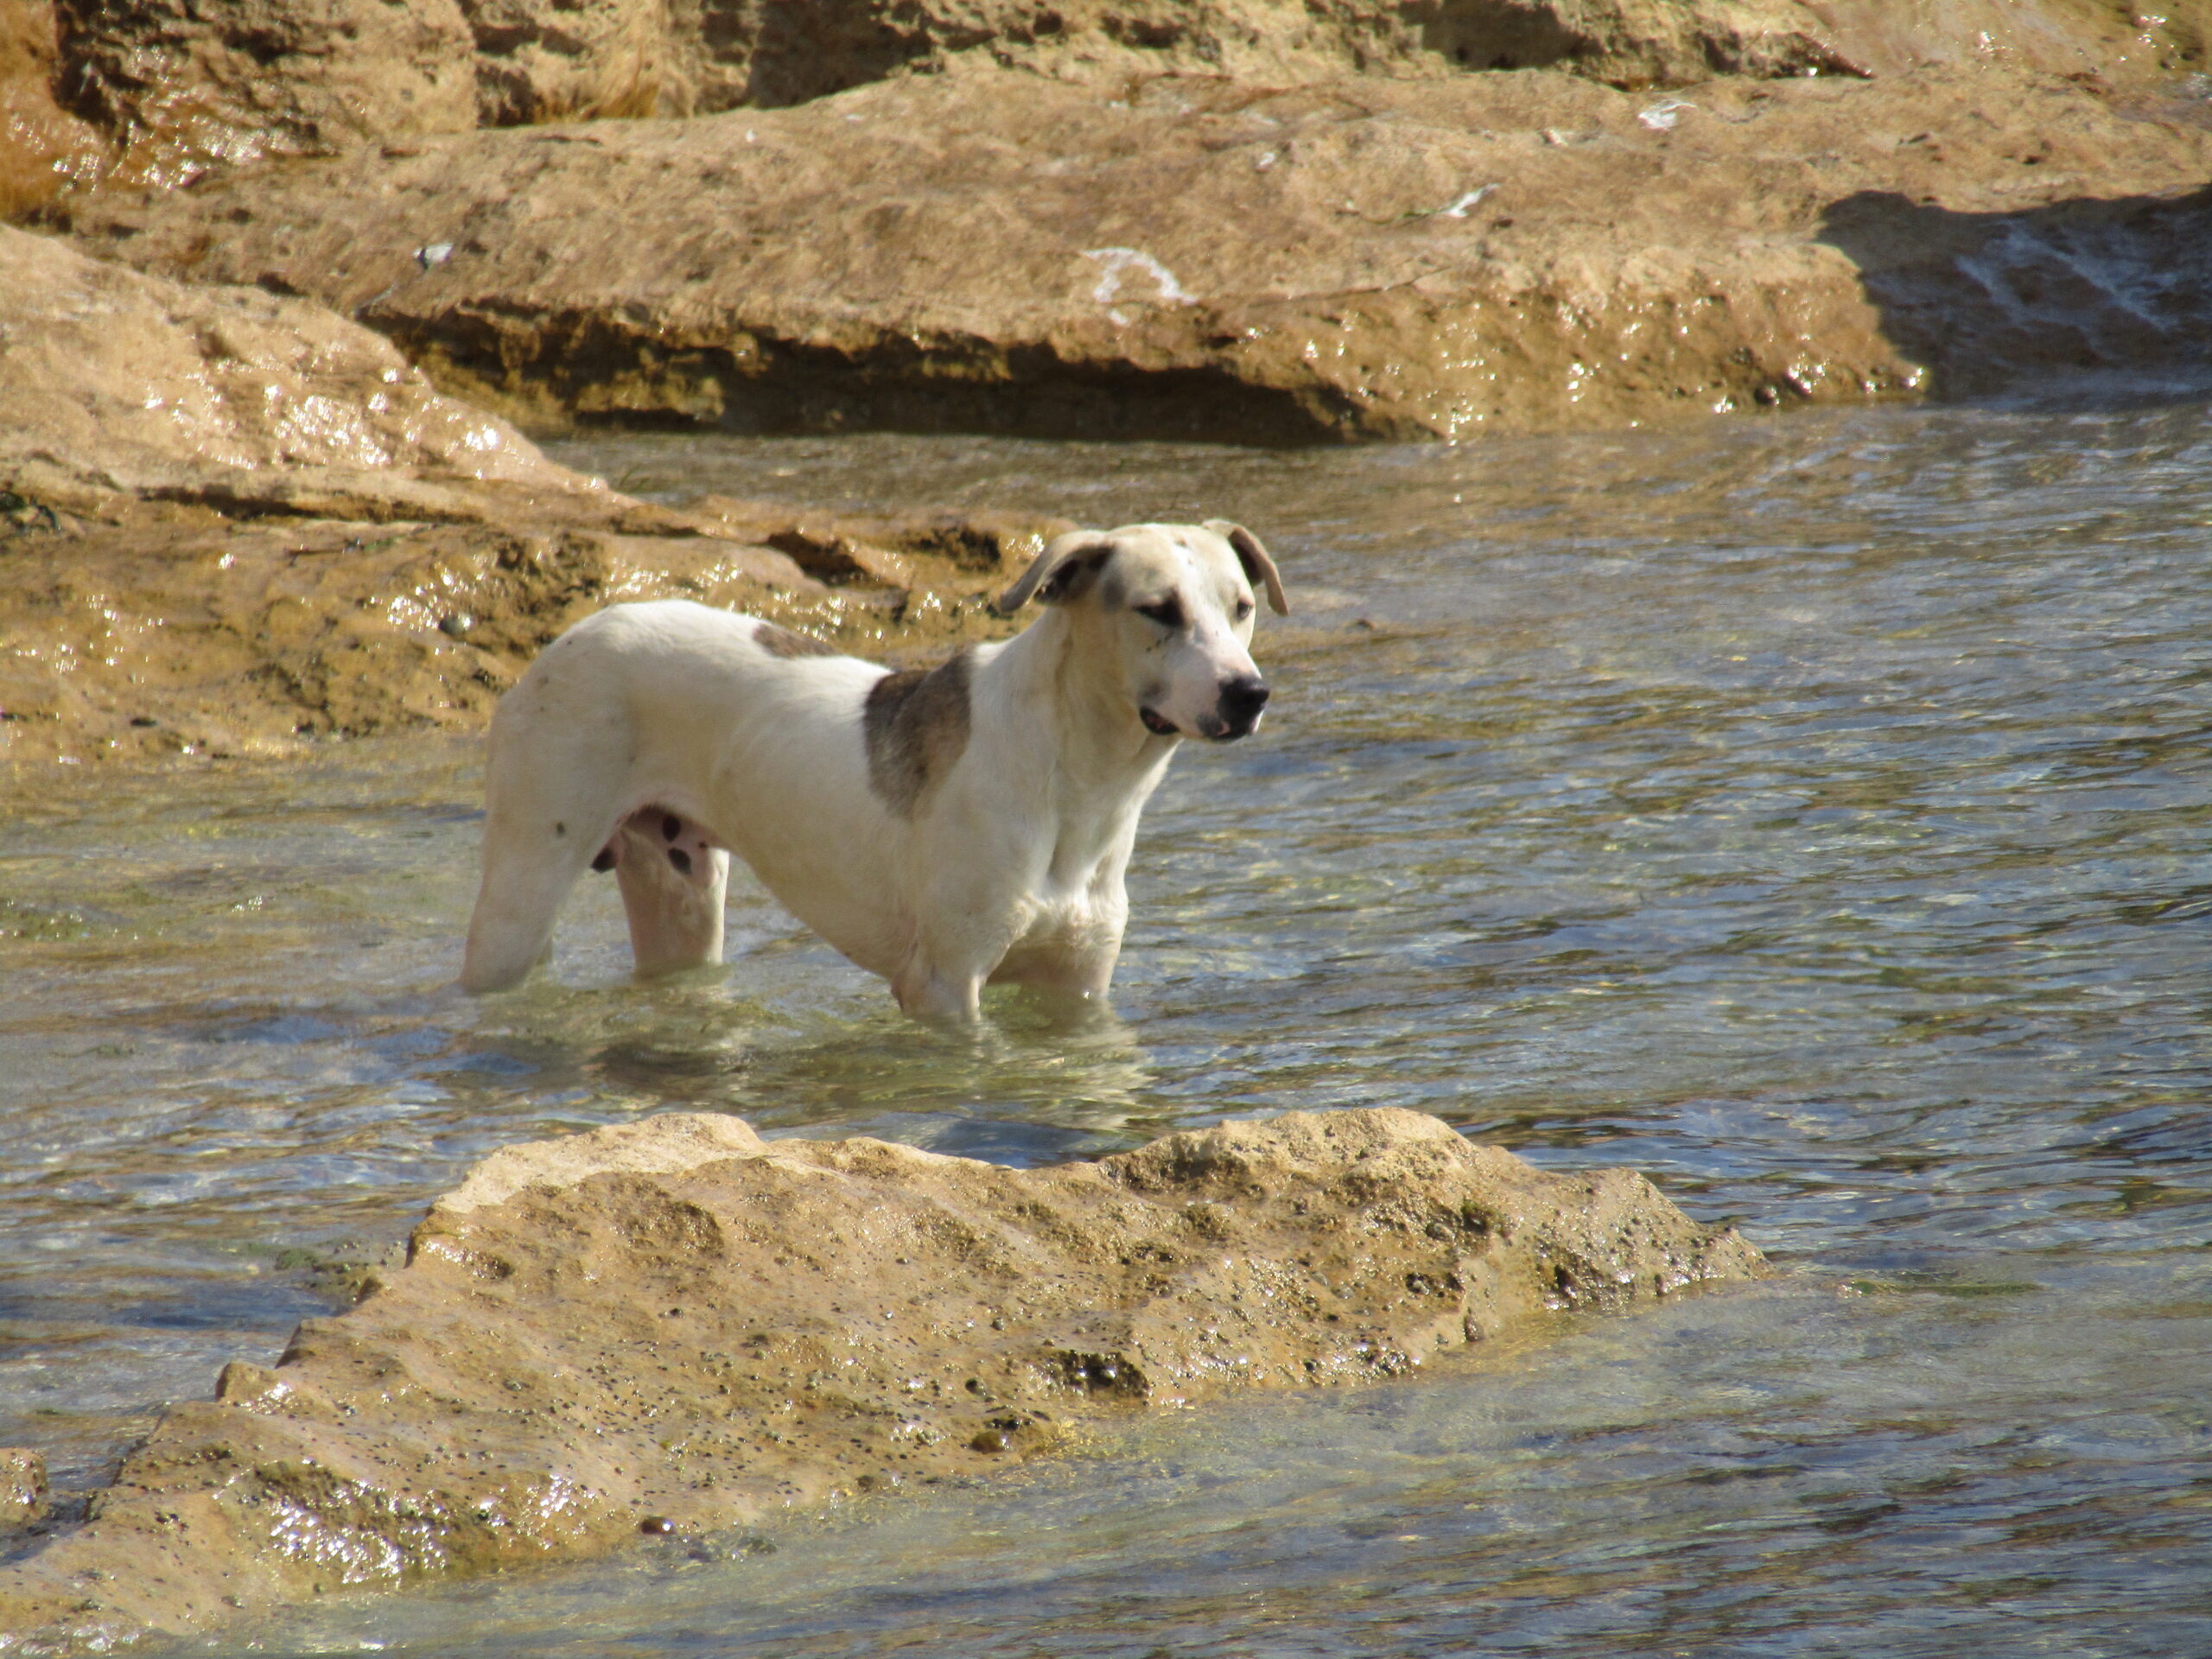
[
  {"left": 0, "top": 505, "right": 1059, "bottom": 764},
  {"left": 461, "top": 0, "right": 675, "bottom": 127},
  {"left": 0, "top": 0, "right": 101, "bottom": 219},
  {"left": 0, "top": 1452, "right": 45, "bottom": 1530},
  {"left": 67, "top": 65, "right": 2212, "bottom": 442},
  {"left": 0, "top": 1109, "right": 1763, "bottom": 1650}
]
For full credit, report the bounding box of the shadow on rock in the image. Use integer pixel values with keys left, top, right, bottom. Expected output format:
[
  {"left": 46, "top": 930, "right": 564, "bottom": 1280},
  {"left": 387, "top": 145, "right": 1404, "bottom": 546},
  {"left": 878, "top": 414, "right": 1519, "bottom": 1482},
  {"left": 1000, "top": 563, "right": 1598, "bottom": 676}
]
[{"left": 1819, "top": 182, "right": 2212, "bottom": 405}]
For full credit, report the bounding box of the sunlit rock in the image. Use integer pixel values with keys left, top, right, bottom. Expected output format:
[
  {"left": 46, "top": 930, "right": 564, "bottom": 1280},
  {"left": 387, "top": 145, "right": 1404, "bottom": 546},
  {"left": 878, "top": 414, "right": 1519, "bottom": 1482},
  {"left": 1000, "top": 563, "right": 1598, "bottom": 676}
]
[
  {"left": 0, "top": 1109, "right": 1762, "bottom": 1649},
  {"left": 0, "top": 223, "right": 607, "bottom": 506},
  {"left": 667, "top": 0, "right": 2212, "bottom": 110},
  {"left": 62, "top": 65, "right": 2212, "bottom": 445}
]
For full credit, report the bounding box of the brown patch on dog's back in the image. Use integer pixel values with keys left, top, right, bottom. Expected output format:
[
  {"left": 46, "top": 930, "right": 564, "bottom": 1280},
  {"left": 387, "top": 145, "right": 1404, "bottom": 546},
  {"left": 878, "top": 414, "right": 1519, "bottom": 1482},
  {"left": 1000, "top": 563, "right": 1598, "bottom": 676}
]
[
  {"left": 864, "top": 651, "right": 973, "bottom": 816},
  {"left": 753, "top": 620, "right": 840, "bottom": 658}
]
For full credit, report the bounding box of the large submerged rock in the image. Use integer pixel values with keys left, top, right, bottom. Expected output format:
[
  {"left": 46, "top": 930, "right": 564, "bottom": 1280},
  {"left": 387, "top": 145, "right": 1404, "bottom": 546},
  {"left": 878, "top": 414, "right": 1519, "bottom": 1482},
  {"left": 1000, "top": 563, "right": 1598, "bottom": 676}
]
[
  {"left": 0, "top": 1109, "right": 1764, "bottom": 1650},
  {"left": 67, "top": 62, "right": 2212, "bottom": 442}
]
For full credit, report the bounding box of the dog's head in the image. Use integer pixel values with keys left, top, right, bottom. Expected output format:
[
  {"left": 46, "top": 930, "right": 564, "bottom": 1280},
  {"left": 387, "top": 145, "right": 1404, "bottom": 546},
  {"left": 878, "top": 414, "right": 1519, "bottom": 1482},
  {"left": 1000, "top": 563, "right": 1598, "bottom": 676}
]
[{"left": 995, "top": 520, "right": 1289, "bottom": 741}]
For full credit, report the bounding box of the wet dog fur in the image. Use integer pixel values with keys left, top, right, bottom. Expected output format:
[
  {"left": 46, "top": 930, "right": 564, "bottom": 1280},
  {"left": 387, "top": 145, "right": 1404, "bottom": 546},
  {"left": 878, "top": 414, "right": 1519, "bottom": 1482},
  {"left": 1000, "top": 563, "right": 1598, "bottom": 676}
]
[{"left": 460, "top": 521, "right": 1287, "bottom": 1020}]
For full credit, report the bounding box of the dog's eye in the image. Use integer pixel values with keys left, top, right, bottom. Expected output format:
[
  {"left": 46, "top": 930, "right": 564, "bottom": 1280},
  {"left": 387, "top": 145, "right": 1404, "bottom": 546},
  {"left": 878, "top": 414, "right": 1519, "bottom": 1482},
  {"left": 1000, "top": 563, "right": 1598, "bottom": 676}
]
[
  {"left": 1234, "top": 596, "right": 1255, "bottom": 620},
  {"left": 1135, "top": 598, "right": 1185, "bottom": 629}
]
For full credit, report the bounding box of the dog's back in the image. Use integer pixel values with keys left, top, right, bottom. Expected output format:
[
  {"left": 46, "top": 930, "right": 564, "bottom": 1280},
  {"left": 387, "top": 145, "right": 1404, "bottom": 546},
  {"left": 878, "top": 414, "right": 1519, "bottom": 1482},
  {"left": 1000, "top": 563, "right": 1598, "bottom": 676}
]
[{"left": 464, "top": 601, "right": 896, "bottom": 991}]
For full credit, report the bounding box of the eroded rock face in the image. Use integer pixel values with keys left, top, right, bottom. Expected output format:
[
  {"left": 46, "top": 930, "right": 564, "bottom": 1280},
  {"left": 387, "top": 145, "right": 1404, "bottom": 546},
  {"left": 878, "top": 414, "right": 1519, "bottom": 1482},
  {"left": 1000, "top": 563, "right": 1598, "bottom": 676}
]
[
  {"left": 651, "top": 0, "right": 2212, "bottom": 111},
  {"left": 0, "top": 0, "right": 102, "bottom": 218},
  {"left": 1807, "top": 0, "right": 2212, "bottom": 82},
  {"left": 665, "top": 0, "right": 1859, "bottom": 111},
  {"left": 0, "top": 1109, "right": 1764, "bottom": 1650},
  {"left": 66, "top": 66, "right": 2212, "bottom": 442},
  {"left": 49, "top": 0, "right": 480, "bottom": 181}
]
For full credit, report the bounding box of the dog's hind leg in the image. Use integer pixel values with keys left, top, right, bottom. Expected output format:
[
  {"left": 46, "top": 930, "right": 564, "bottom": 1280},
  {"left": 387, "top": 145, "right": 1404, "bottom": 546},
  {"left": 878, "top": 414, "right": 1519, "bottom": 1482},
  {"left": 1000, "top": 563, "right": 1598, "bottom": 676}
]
[
  {"left": 462, "top": 830, "right": 597, "bottom": 993},
  {"left": 461, "top": 716, "right": 626, "bottom": 993},
  {"left": 610, "top": 809, "right": 730, "bottom": 976}
]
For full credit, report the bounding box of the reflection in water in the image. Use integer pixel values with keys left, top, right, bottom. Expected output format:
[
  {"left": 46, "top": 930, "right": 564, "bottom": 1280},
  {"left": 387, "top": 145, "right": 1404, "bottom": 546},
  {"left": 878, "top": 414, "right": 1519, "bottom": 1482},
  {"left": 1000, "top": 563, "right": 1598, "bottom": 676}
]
[{"left": 3, "top": 403, "right": 2210, "bottom": 1654}]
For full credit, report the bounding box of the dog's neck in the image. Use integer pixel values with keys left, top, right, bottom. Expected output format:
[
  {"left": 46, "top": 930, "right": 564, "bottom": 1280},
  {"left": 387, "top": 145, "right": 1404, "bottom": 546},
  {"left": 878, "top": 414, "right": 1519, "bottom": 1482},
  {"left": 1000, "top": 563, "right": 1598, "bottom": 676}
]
[{"left": 987, "top": 610, "right": 1178, "bottom": 798}]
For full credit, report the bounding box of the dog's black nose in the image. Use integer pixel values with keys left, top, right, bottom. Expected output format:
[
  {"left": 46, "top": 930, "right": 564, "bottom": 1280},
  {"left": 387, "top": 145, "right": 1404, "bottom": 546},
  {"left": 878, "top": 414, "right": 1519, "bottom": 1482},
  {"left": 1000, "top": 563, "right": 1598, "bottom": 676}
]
[{"left": 1218, "top": 676, "right": 1271, "bottom": 730}]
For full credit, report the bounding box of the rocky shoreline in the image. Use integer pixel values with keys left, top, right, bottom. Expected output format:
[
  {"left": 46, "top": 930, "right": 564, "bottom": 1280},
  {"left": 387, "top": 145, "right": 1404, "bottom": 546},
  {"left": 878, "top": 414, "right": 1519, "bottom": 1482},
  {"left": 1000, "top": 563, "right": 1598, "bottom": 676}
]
[
  {"left": 6, "top": 1, "right": 2212, "bottom": 760},
  {"left": 0, "top": 1109, "right": 1764, "bottom": 1651}
]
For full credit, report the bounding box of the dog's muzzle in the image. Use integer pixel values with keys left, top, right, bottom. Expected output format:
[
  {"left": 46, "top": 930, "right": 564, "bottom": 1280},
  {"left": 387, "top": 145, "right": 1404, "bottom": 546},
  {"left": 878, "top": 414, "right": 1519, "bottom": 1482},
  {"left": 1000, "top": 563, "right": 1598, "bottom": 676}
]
[
  {"left": 1142, "top": 678, "right": 1271, "bottom": 741},
  {"left": 1211, "top": 676, "right": 1271, "bottom": 741}
]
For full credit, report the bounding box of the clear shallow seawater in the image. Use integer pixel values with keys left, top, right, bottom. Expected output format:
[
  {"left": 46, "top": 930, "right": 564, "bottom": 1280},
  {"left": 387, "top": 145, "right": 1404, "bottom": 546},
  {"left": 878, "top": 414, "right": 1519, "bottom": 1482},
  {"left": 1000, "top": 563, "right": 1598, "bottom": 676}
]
[{"left": 3, "top": 404, "right": 2209, "bottom": 1655}]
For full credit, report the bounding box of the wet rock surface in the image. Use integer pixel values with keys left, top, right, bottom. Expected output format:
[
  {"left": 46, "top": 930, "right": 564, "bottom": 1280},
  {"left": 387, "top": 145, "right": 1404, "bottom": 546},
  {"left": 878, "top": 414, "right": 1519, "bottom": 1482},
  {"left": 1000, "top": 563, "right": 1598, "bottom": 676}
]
[
  {"left": 0, "top": 1, "right": 101, "bottom": 219},
  {"left": 46, "top": 0, "right": 480, "bottom": 187},
  {"left": 0, "top": 1109, "right": 1763, "bottom": 1651},
  {"left": 0, "top": 223, "right": 1055, "bottom": 763},
  {"left": 64, "top": 64, "right": 2212, "bottom": 444}
]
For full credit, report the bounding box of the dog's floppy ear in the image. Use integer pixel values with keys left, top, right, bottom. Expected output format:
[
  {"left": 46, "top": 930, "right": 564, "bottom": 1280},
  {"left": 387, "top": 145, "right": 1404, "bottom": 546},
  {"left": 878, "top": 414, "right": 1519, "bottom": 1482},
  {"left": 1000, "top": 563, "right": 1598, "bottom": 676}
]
[
  {"left": 1204, "top": 519, "right": 1289, "bottom": 617},
  {"left": 995, "top": 531, "right": 1120, "bottom": 613}
]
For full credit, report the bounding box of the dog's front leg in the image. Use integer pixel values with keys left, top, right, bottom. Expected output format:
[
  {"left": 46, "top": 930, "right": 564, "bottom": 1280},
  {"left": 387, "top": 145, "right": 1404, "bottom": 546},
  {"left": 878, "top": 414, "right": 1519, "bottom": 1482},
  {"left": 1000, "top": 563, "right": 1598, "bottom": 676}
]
[{"left": 891, "top": 952, "right": 984, "bottom": 1022}]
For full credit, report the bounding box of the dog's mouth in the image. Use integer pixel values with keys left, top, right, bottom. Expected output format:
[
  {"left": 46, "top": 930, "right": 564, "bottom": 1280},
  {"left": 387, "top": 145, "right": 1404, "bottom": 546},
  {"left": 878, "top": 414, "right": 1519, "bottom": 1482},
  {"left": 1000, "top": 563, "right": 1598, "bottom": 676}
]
[{"left": 1139, "top": 707, "right": 1181, "bottom": 738}]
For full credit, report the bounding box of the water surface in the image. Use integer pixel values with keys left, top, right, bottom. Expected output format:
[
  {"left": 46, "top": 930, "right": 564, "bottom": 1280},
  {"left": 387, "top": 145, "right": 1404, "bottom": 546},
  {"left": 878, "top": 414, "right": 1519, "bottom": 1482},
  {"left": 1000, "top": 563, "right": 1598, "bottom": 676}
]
[{"left": 3, "top": 404, "right": 2209, "bottom": 1654}]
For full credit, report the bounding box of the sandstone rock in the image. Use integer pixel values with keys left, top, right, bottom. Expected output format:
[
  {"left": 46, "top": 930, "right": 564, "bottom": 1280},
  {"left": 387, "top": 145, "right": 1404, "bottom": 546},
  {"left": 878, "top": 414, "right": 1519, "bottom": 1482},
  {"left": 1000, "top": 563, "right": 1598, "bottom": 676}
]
[
  {"left": 0, "top": 221, "right": 608, "bottom": 505},
  {"left": 1808, "top": 0, "right": 2212, "bottom": 83},
  {"left": 0, "top": 513, "right": 825, "bottom": 764},
  {"left": 0, "top": 500, "right": 1060, "bottom": 763},
  {"left": 49, "top": 0, "right": 479, "bottom": 182},
  {"left": 663, "top": 0, "right": 2211, "bottom": 111},
  {"left": 0, "top": 1109, "right": 1764, "bottom": 1649},
  {"left": 6, "top": 0, "right": 675, "bottom": 201},
  {"left": 13, "top": 0, "right": 2206, "bottom": 220},
  {"left": 1377, "top": 0, "right": 1866, "bottom": 85},
  {"left": 67, "top": 66, "right": 2212, "bottom": 442}
]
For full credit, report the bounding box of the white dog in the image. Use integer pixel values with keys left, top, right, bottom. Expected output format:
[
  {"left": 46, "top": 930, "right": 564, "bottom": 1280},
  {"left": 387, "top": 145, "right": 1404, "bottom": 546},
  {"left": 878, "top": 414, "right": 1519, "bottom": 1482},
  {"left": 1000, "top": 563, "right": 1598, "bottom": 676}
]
[{"left": 461, "top": 520, "right": 1288, "bottom": 1020}]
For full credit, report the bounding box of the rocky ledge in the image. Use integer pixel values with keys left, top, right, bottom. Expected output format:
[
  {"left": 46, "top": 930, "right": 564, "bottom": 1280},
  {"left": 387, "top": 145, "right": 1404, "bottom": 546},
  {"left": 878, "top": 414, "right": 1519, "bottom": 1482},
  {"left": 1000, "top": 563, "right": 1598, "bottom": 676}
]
[
  {"left": 0, "top": 223, "right": 1058, "bottom": 765},
  {"left": 0, "top": 1109, "right": 1763, "bottom": 1652},
  {"left": 65, "top": 62, "right": 2212, "bottom": 444}
]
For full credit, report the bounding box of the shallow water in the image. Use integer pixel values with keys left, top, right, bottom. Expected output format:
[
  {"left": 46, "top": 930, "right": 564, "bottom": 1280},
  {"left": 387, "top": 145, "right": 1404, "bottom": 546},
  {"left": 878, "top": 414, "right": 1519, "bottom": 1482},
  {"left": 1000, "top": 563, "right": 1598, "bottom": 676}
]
[{"left": 4, "top": 403, "right": 2210, "bottom": 1655}]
